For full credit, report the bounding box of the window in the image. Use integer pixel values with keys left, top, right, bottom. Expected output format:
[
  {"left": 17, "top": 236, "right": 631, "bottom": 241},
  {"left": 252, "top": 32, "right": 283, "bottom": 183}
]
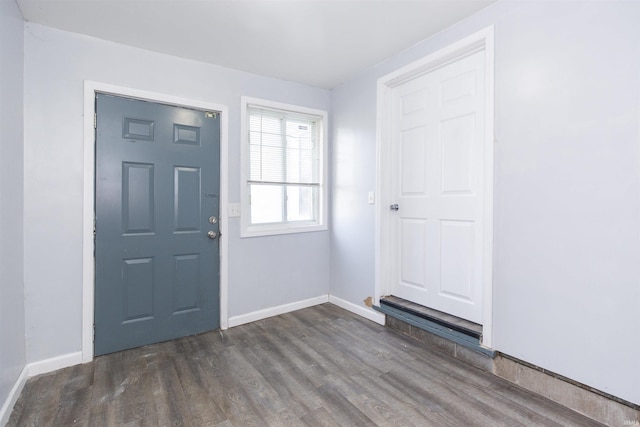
[{"left": 241, "top": 97, "right": 328, "bottom": 237}]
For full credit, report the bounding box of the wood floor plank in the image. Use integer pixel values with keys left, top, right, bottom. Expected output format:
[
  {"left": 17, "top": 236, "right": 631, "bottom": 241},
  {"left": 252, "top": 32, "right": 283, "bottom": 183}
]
[
  {"left": 151, "top": 345, "right": 195, "bottom": 426},
  {"left": 7, "top": 304, "right": 607, "bottom": 427},
  {"left": 171, "top": 339, "right": 228, "bottom": 425},
  {"left": 389, "top": 356, "right": 515, "bottom": 422},
  {"left": 311, "top": 321, "right": 394, "bottom": 376},
  {"left": 241, "top": 340, "right": 322, "bottom": 418},
  {"left": 7, "top": 370, "right": 59, "bottom": 427},
  {"left": 349, "top": 368, "right": 453, "bottom": 426},
  {"left": 204, "top": 342, "right": 285, "bottom": 423},
  {"left": 388, "top": 333, "right": 598, "bottom": 426},
  {"left": 319, "top": 372, "right": 416, "bottom": 427},
  {"left": 51, "top": 363, "right": 93, "bottom": 426},
  {"left": 118, "top": 346, "right": 154, "bottom": 425},
  {"left": 314, "top": 380, "right": 377, "bottom": 426},
  {"left": 88, "top": 350, "right": 127, "bottom": 427},
  {"left": 300, "top": 407, "right": 343, "bottom": 427},
  {"left": 250, "top": 321, "right": 336, "bottom": 389},
  {"left": 263, "top": 406, "right": 307, "bottom": 427}
]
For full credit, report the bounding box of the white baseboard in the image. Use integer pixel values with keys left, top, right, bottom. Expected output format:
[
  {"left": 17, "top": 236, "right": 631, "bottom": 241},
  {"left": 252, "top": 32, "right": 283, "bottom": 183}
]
[
  {"left": 27, "top": 351, "right": 83, "bottom": 377},
  {"left": 0, "top": 352, "right": 83, "bottom": 423},
  {"left": 329, "top": 295, "right": 386, "bottom": 325},
  {"left": 228, "top": 295, "right": 329, "bottom": 328},
  {"left": 0, "top": 366, "right": 27, "bottom": 426}
]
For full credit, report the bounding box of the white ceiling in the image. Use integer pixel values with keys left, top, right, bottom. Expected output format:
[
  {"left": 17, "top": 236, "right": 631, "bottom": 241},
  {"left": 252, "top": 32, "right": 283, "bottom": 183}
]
[{"left": 16, "top": 0, "right": 495, "bottom": 89}]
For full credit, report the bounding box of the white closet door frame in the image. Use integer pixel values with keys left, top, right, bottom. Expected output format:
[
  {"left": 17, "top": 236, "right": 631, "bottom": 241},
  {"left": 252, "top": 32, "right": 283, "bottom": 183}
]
[{"left": 375, "top": 26, "right": 495, "bottom": 347}]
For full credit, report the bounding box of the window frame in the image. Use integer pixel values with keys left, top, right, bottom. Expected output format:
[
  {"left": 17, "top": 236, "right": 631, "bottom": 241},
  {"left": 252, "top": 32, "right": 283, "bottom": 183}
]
[{"left": 240, "top": 97, "right": 328, "bottom": 238}]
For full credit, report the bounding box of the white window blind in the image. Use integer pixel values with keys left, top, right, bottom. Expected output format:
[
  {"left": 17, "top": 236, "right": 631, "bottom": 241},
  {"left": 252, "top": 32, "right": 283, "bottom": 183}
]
[{"left": 248, "top": 107, "right": 320, "bottom": 185}]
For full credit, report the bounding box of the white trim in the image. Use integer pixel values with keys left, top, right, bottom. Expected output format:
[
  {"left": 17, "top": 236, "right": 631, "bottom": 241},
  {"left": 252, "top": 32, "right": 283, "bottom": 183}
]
[
  {"left": 0, "top": 366, "right": 27, "bottom": 426},
  {"left": 228, "top": 295, "right": 329, "bottom": 328},
  {"left": 27, "top": 352, "right": 83, "bottom": 377},
  {"left": 0, "top": 351, "right": 83, "bottom": 422},
  {"left": 375, "top": 26, "right": 495, "bottom": 347},
  {"left": 328, "top": 295, "right": 386, "bottom": 325},
  {"left": 239, "top": 96, "right": 329, "bottom": 238},
  {"left": 1, "top": 352, "right": 82, "bottom": 382},
  {"left": 83, "top": 81, "right": 230, "bottom": 363},
  {"left": 481, "top": 28, "right": 495, "bottom": 348}
]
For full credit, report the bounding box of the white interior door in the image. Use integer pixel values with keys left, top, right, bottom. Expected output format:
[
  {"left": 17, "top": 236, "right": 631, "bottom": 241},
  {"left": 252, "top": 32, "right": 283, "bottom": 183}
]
[{"left": 389, "top": 50, "right": 486, "bottom": 324}]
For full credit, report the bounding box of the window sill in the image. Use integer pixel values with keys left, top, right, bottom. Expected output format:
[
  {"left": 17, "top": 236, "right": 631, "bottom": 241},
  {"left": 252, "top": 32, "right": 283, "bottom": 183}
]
[{"left": 240, "top": 223, "right": 328, "bottom": 238}]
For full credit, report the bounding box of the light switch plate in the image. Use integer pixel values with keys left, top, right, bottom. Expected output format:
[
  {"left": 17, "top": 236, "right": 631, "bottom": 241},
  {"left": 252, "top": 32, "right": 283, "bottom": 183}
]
[
  {"left": 368, "top": 191, "right": 375, "bottom": 205},
  {"left": 228, "top": 203, "right": 240, "bottom": 217}
]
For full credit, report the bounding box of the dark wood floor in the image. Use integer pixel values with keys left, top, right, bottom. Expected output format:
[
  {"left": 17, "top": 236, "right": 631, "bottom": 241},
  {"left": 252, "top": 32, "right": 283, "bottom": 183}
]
[{"left": 8, "top": 304, "right": 602, "bottom": 426}]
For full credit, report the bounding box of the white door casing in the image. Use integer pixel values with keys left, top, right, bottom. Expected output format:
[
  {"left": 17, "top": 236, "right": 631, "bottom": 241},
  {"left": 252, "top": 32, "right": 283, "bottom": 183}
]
[
  {"left": 375, "top": 27, "right": 494, "bottom": 346},
  {"left": 82, "top": 81, "right": 230, "bottom": 362}
]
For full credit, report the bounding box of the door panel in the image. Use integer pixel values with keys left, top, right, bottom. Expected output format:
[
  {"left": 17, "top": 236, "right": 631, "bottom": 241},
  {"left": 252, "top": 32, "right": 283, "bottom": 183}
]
[
  {"left": 95, "top": 94, "right": 220, "bottom": 356},
  {"left": 441, "top": 113, "right": 476, "bottom": 194},
  {"left": 122, "top": 257, "right": 154, "bottom": 322},
  {"left": 122, "top": 162, "right": 155, "bottom": 233},
  {"left": 440, "top": 220, "right": 475, "bottom": 301},
  {"left": 400, "top": 219, "right": 427, "bottom": 288},
  {"left": 174, "top": 166, "right": 201, "bottom": 232},
  {"left": 400, "top": 126, "right": 428, "bottom": 195},
  {"left": 390, "top": 50, "right": 485, "bottom": 323}
]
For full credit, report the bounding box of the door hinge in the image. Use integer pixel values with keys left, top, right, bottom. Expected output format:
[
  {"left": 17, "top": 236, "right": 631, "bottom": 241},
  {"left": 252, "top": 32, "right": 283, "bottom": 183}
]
[
  {"left": 94, "top": 113, "right": 97, "bottom": 129},
  {"left": 93, "top": 218, "right": 96, "bottom": 239},
  {"left": 93, "top": 324, "right": 96, "bottom": 341}
]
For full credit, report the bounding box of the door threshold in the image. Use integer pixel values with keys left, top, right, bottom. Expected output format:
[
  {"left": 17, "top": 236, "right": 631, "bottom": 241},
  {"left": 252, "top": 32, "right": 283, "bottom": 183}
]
[
  {"left": 376, "top": 296, "right": 492, "bottom": 357},
  {"left": 380, "top": 296, "right": 481, "bottom": 338}
]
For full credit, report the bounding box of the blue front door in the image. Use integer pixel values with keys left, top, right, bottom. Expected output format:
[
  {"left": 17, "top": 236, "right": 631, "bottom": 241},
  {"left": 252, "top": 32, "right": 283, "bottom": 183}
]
[{"left": 95, "top": 93, "right": 220, "bottom": 356}]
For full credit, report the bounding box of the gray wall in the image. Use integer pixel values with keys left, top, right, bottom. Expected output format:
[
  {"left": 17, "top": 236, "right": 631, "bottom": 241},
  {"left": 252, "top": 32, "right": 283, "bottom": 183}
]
[
  {"left": 23, "top": 23, "right": 331, "bottom": 364},
  {"left": 0, "top": 0, "right": 26, "bottom": 417},
  {"left": 330, "top": 1, "right": 640, "bottom": 404}
]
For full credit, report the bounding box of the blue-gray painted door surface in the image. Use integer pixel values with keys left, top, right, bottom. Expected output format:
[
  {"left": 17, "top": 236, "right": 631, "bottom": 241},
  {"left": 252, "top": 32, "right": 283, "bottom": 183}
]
[{"left": 95, "top": 93, "right": 220, "bottom": 356}]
